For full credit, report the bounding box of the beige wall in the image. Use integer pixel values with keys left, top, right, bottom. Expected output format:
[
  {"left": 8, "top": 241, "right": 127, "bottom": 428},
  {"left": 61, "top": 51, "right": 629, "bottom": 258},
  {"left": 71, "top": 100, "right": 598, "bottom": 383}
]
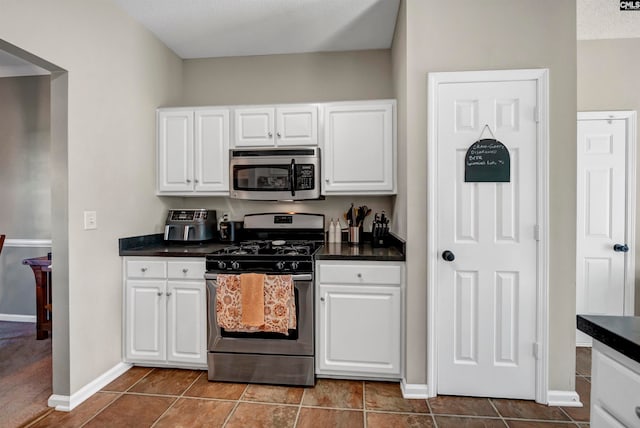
[
  {"left": 391, "top": 1, "right": 407, "bottom": 240},
  {"left": 578, "top": 38, "right": 640, "bottom": 314},
  {"left": 396, "top": 0, "right": 577, "bottom": 391},
  {"left": 182, "top": 50, "right": 393, "bottom": 105},
  {"left": 0, "top": 0, "right": 183, "bottom": 395},
  {"left": 175, "top": 50, "right": 396, "bottom": 229}
]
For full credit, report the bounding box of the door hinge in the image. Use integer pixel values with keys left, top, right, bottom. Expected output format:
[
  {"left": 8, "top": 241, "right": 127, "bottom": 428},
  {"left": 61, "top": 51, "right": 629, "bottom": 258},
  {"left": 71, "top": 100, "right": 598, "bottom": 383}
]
[
  {"left": 534, "top": 224, "right": 540, "bottom": 241},
  {"left": 533, "top": 342, "right": 541, "bottom": 360},
  {"left": 534, "top": 108, "right": 540, "bottom": 123}
]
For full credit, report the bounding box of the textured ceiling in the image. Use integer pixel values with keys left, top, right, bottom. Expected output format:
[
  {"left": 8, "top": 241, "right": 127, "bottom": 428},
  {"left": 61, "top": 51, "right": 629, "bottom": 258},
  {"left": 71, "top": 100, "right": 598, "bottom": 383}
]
[
  {"left": 577, "top": 0, "right": 640, "bottom": 40},
  {"left": 112, "top": 0, "right": 400, "bottom": 59}
]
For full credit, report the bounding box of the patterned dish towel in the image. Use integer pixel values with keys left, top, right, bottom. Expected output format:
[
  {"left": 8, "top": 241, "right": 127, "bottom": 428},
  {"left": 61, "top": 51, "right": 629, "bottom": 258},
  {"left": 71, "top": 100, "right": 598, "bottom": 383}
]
[{"left": 216, "top": 274, "right": 296, "bottom": 335}]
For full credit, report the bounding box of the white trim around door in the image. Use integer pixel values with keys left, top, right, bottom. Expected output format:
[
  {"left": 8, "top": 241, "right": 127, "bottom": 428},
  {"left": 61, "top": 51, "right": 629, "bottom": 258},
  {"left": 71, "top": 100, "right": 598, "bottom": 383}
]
[
  {"left": 576, "top": 111, "right": 636, "bottom": 319},
  {"left": 427, "top": 69, "right": 549, "bottom": 404}
]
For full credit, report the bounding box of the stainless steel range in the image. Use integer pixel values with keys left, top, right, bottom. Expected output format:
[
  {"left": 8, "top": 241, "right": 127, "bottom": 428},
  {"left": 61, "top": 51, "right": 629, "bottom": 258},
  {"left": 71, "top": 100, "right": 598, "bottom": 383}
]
[{"left": 204, "top": 212, "right": 324, "bottom": 386}]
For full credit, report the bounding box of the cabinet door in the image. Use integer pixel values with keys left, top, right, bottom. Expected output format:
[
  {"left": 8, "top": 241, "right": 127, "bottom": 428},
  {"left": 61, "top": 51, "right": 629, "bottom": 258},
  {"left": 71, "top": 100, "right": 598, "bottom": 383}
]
[
  {"left": 324, "top": 103, "right": 395, "bottom": 194},
  {"left": 234, "top": 108, "right": 275, "bottom": 147},
  {"left": 276, "top": 106, "right": 318, "bottom": 146},
  {"left": 317, "top": 284, "right": 401, "bottom": 376},
  {"left": 195, "top": 109, "right": 230, "bottom": 193},
  {"left": 125, "top": 280, "right": 166, "bottom": 362},
  {"left": 158, "top": 110, "right": 194, "bottom": 192},
  {"left": 166, "top": 281, "right": 207, "bottom": 365}
]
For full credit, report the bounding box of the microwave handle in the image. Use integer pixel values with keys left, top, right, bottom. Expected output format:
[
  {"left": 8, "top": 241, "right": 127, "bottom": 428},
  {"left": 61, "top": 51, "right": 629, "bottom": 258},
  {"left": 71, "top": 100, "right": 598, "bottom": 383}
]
[{"left": 290, "top": 159, "right": 296, "bottom": 197}]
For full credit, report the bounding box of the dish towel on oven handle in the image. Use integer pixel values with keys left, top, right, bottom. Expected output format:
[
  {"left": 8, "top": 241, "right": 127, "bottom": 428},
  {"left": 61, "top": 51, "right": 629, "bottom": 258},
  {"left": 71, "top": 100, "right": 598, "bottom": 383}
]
[
  {"left": 216, "top": 274, "right": 296, "bottom": 335},
  {"left": 240, "top": 273, "right": 265, "bottom": 326}
]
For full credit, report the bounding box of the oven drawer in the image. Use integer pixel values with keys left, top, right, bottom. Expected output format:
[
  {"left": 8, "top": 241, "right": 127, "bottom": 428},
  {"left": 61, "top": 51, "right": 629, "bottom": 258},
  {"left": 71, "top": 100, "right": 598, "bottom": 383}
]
[
  {"left": 317, "top": 262, "right": 402, "bottom": 285},
  {"left": 168, "top": 260, "right": 205, "bottom": 279},
  {"left": 127, "top": 260, "right": 166, "bottom": 279}
]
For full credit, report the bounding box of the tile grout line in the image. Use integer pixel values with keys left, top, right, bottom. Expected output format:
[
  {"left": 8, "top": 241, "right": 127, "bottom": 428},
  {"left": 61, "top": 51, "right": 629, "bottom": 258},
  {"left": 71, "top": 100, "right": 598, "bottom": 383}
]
[
  {"left": 425, "top": 394, "right": 438, "bottom": 427},
  {"left": 363, "top": 381, "right": 368, "bottom": 428},
  {"left": 23, "top": 408, "right": 55, "bottom": 427},
  {"left": 149, "top": 370, "right": 205, "bottom": 427},
  {"left": 488, "top": 398, "right": 509, "bottom": 427},
  {"left": 76, "top": 368, "right": 152, "bottom": 428},
  {"left": 221, "top": 383, "right": 248, "bottom": 427},
  {"left": 293, "top": 386, "right": 306, "bottom": 427},
  {"left": 79, "top": 392, "right": 125, "bottom": 428}
]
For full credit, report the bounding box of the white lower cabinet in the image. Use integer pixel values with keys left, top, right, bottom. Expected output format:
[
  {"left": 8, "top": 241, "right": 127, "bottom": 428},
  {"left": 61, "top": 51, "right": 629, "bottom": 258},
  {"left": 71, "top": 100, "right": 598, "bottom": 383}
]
[
  {"left": 124, "top": 258, "right": 206, "bottom": 368},
  {"left": 591, "top": 340, "right": 640, "bottom": 428},
  {"left": 316, "top": 261, "right": 403, "bottom": 378}
]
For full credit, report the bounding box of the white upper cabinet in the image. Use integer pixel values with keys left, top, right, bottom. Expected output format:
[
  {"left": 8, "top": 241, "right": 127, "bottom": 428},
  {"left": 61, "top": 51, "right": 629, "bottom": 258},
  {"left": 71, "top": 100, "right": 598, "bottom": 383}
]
[
  {"left": 234, "top": 105, "right": 318, "bottom": 147},
  {"left": 157, "top": 108, "right": 229, "bottom": 196},
  {"left": 158, "top": 110, "right": 193, "bottom": 193},
  {"left": 323, "top": 101, "right": 396, "bottom": 194},
  {"left": 194, "top": 109, "right": 230, "bottom": 193}
]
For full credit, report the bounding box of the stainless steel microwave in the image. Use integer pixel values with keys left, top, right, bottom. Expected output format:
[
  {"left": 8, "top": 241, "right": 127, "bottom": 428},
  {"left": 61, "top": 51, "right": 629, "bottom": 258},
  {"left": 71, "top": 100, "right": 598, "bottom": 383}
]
[{"left": 229, "top": 147, "right": 321, "bottom": 200}]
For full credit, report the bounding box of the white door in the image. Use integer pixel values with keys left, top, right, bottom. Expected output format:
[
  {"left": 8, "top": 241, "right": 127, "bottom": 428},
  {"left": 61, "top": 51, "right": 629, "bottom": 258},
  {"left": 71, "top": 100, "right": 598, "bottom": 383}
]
[
  {"left": 276, "top": 106, "right": 318, "bottom": 146},
  {"left": 194, "top": 109, "right": 230, "bottom": 193},
  {"left": 158, "top": 110, "right": 193, "bottom": 192},
  {"left": 435, "top": 79, "right": 539, "bottom": 399},
  {"left": 126, "top": 280, "right": 166, "bottom": 362},
  {"left": 166, "top": 281, "right": 206, "bottom": 365},
  {"left": 576, "top": 113, "right": 635, "bottom": 346},
  {"left": 234, "top": 107, "right": 275, "bottom": 147}
]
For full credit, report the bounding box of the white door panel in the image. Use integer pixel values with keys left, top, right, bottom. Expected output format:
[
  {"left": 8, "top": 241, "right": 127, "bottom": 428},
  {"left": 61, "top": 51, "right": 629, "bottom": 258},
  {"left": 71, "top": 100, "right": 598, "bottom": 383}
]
[
  {"left": 576, "top": 116, "right": 631, "bottom": 346},
  {"left": 436, "top": 80, "right": 538, "bottom": 399}
]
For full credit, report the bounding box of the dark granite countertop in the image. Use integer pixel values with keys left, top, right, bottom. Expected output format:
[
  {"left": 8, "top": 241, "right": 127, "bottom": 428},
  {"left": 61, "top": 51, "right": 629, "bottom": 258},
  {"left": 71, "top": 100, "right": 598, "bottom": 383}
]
[
  {"left": 120, "top": 232, "right": 406, "bottom": 261},
  {"left": 315, "top": 232, "right": 405, "bottom": 261},
  {"left": 315, "top": 243, "right": 405, "bottom": 261},
  {"left": 119, "top": 234, "right": 227, "bottom": 257},
  {"left": 577, "top": 315, "right": 640, "bottom": 364}
]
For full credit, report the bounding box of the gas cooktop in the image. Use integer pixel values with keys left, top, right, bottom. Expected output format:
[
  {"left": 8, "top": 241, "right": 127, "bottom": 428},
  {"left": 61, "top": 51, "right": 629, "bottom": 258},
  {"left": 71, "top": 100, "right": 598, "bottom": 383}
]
[{"left": 206, "top": 213, "right": 325, "bottom": 274}]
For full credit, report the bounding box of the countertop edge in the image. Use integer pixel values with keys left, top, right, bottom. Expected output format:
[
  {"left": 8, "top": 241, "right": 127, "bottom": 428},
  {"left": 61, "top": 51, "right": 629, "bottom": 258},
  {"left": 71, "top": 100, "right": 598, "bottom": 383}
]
[{"left": 577, "top": 315, "right": 640, "bottom": 364}]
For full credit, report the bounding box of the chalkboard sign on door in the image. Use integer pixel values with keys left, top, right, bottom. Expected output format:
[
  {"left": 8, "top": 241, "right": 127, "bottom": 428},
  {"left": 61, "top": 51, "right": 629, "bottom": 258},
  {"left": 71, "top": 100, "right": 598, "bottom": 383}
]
[{"left": 464, "top": 138, "right": 510, "bottom": 182}]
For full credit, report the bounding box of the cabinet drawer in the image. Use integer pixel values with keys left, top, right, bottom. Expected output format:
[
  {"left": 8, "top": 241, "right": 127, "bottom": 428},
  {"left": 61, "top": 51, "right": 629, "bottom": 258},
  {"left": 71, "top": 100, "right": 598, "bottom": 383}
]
[
  {"left": 167, "top": 260, "right": 205, "bottom": 280},
  {"left": 593, "top": 348, "right": 640, "bottom": 427},
  {"left": 318, "top": 263, "right": 401, "bottom": 285},
  {"left": 127, "top": 260, "right": 166, "bottom": 279}
]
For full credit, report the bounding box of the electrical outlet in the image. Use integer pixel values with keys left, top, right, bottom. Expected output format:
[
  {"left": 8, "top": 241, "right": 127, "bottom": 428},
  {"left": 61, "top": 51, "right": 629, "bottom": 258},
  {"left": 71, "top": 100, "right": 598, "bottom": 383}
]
[{"left": 83, "top": 211, "right": 97, "bottom": 230}]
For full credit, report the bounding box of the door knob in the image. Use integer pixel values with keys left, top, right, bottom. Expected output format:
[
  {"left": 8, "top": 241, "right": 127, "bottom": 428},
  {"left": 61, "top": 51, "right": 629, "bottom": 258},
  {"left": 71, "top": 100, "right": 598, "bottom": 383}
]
[
  {"left": 442, "top": 250, "right": 455, "bottom": 262},
  {"left": 613, "top": 244, "right": 629, "bottom": 253}
]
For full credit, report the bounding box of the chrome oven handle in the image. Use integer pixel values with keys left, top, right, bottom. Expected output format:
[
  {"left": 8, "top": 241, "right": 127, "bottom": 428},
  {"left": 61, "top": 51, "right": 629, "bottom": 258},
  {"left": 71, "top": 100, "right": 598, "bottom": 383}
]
[{"left": 204, "top": 273, "right": 312, "bottom": 282}]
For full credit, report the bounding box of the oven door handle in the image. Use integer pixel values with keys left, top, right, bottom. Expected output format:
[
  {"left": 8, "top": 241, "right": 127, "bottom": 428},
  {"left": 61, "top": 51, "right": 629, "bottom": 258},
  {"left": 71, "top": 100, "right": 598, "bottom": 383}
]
[
  {"left": 289, "top": 158, "right": 296, "bottom": 197},
  {"left": 205, "top": 273, "right": 312, "bottom": 282}
]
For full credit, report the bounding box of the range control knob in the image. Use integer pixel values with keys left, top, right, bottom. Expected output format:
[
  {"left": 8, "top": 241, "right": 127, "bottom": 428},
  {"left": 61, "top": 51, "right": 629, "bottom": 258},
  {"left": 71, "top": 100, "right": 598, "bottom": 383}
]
[
  {"left": 290, "top": 261, "right": 299, "bottom": 270},
  {"left": 217, "top": 261, "right": 227, "bottom": 270},
  {"left": 231, "top": 261, "right": 240, "bottom": 270},
  {"left": 276, "top": 261, "right": 286, "bottom": 270}
]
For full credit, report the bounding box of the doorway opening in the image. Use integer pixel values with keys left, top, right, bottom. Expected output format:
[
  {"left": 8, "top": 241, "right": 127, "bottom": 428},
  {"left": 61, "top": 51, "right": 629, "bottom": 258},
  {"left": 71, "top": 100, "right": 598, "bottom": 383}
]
[{"left": 0, "top": 38, "right": 68, "bottom": 425}]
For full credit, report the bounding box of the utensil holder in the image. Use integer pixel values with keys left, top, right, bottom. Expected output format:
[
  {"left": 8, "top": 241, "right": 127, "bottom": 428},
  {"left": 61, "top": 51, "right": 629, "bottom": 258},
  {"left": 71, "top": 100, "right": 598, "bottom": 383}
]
[{"left": 348, "top": 226, "right": 360, "bottom": 246}]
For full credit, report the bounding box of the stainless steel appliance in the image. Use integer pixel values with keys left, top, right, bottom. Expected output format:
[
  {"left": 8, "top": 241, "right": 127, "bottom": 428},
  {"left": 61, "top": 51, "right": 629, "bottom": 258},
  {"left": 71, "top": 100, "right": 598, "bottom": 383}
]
[
  {"left": 229, "top": 148, "right": 321, "bottom": 200},
  {"left": 164, "top": 209, "right": 217, "bottom": 242},
  {"left": 205, "top": 212, "right": 324, "bottom": 386},
  {"left": 218, "top": 220, "right": 244, "bottom": 242}
]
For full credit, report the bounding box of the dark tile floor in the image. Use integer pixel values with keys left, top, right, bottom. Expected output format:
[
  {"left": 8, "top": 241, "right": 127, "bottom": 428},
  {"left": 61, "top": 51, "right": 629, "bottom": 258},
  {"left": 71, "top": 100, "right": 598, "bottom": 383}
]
[{"left": 26, "top": 349, "right": 592, "bottom": 428}]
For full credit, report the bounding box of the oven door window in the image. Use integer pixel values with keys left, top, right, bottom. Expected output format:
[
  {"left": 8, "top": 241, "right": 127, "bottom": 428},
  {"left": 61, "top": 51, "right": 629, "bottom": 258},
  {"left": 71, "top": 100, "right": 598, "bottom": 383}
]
[{"left": 233, "top": 165, "right": 291, "bottom": 192}]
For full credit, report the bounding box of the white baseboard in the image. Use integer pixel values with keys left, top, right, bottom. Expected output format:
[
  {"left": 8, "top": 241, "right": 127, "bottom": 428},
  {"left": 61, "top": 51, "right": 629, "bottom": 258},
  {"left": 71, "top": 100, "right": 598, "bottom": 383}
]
[
  {"left": 547, "top": 390, "right": 582, "bottom": 407},
  {"left": 0, "top": 314, "right": 36, "bottom": 323},
  {"left": 400, "top": 379, "right": 430, "bottom": 399},
  {"left": 48, "top": 362, "right": 132, "bottom": 411}
]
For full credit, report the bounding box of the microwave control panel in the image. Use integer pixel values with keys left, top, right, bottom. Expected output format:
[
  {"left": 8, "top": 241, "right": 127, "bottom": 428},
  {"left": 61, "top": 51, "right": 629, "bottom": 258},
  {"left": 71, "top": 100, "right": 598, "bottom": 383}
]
[{"left": 296, "top": 165, "right": 315, "bottom": 190}]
